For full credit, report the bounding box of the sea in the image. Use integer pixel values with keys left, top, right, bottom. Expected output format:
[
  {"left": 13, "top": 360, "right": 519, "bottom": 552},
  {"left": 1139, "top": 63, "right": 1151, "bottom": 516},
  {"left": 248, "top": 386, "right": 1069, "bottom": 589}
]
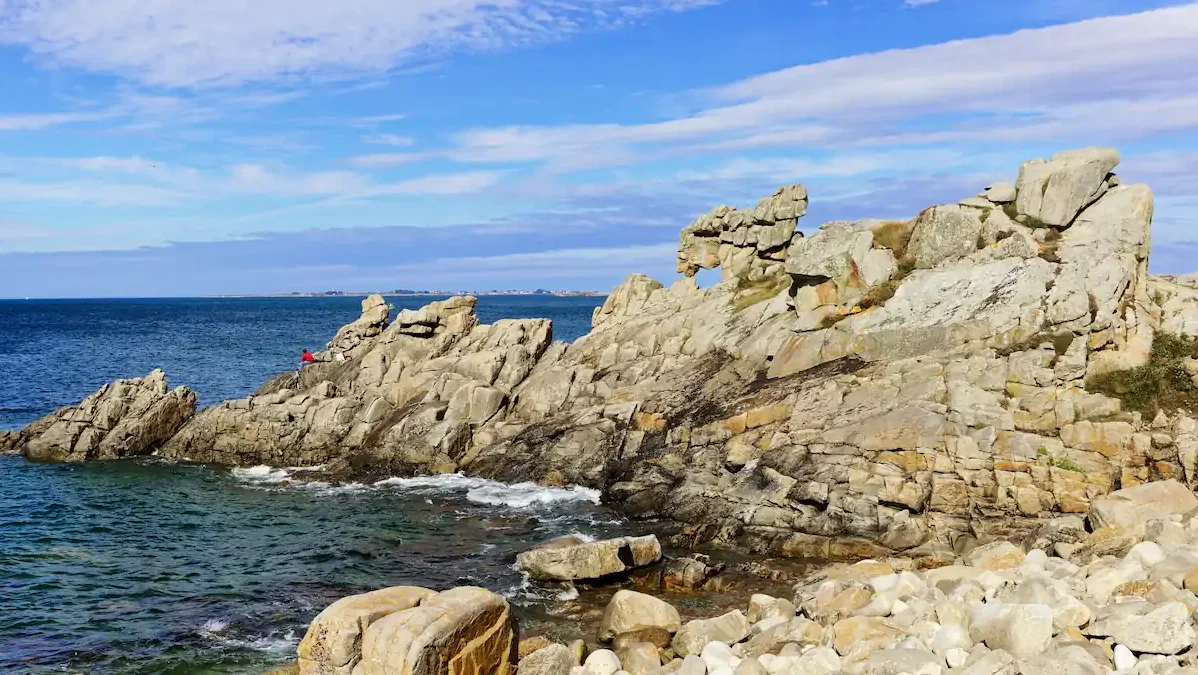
[{"left": 0, "top": 295, "right": 633, "bottom": 674}]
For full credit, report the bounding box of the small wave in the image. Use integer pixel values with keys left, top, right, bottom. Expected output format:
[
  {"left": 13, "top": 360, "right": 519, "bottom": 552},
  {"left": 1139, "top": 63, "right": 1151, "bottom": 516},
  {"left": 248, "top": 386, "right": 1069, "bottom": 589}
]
[
  {"left": 301, "top": 481, "right": 368, "bottom": 496},
  {"left": 374, "top": 474, "right": 601, "bottom": 508},
  {"left": 209, "top": 629, "right": 299, "bottom": 654},
  {"left": 555, "top": 585, "right": 580, "bottom": 601},
  {"left": 231, "top": 465, "right": 291, "bottom": 483},
  {"left": 200, "top": 619, "right": 229, "bottom": 635}
]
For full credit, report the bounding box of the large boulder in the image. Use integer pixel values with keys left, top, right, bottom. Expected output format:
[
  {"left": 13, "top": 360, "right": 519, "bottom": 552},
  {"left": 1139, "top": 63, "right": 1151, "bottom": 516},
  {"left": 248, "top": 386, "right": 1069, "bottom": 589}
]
[
  {"left": 1015, "top": 147, "right": 1120, "bottom": 228},
  {"left": 515, "top": 535, "right": 662, "bottom": 582},
  {"left": 599, "top": 590, "right": 681, "bottom": 642},
  {"left": 906, "top": 204, "right": 983, "bottom": 269},
  {"left": 354, "top": 586, "right": 518, "bottom": 675},
  {"left": 297, "top": 586, "right": 436, "bottom": 675},
  {"left": 2, "top": 369, "right": 197, "bottom": 463},
  {"left": 517, "top": 643, "right": 575, "bottom": 675},
  {"left": 1088, "top": 480, "right": 1198, "bottom": 532}
]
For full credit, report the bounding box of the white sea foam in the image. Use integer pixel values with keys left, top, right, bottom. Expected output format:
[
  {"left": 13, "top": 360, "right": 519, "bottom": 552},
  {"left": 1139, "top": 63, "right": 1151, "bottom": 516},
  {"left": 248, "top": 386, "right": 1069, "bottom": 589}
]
[
  {"left": 555, "top": 585, "right": 580, "bottom": 601},
  {"left": 231, "top": 465, "right": 291, "bottom": 483},
  {"left": 200, "top": 619, "right": 229, "bottom": 634},
  {"left": 209, "top": 628, "right": 300, "bottom": 654},
  {"left": 374, "top": 473, "right": 601, "bottom": 508},
  {"left": 232, "top": 466, "right": 601, "bottom": 508}
]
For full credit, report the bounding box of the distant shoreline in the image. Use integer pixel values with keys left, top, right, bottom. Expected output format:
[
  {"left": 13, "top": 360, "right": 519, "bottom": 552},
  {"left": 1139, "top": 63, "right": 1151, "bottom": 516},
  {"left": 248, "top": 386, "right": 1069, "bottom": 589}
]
[{"left": 199, "top": 291, "right": 608, "bottom": 299}]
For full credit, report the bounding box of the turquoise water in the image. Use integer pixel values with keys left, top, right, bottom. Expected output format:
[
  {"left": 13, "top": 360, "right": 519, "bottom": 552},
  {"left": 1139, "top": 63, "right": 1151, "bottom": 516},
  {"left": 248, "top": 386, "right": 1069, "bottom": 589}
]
[{"left": 0, "top": 296, "right": 622, "bottom": 674}]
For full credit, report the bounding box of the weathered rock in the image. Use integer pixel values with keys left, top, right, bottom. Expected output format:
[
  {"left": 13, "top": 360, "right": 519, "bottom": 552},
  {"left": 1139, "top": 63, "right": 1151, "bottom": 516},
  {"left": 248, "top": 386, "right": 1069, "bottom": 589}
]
[
  {"left": 599, "top": 591, "right": 682, "bottom": 643},
  {"left": 297, "top": 586, "right": 436, "bottom": 675},
  {"left": 1089, "top": 480, "right": 1198, "bottom": 533},
  {"left": 662, "top": 556, "right": 722, "bottom": 591},
  {"left": 746, "top": 594, "right": 794, "bottom": 624},
  {"left": 519, "top": 644, "right": 575, "bottom": 675},
  {"left": 1015, "top": 148, "right": 1120, "bottom": 228},
  {"left": 323, "top": 294, "right": 389, "bottom": 359},
  {"left": 3, "top": 369, "right": 197, "bottom": 463},
  {"left": 614, "top": 641, "right": 660, "bottom": 675},
  {"left": 969, "top": 603, "right": 1053, "bottom": 659},
  {"left": 672, "top": 611, "right": 749, "bottom": 657},
  {"left": 906, "top": 205, "right": 983, "bottom": 269},
  {"left": 516, "top": 535, "right": 662, "bottom": 582},
  {"left": 984, "top": 182, "right": 1017, "bottom": 204},
  {"left": 1106, "top": 602, "right": 1195, "bottom": 655},
  {"left": 354, "top": 586, "right": 518, "bottom": 675}
]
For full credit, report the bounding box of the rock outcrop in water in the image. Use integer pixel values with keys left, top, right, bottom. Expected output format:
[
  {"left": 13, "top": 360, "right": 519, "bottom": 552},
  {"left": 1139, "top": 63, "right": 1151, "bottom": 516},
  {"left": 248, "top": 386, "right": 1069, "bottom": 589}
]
[
  {"left": 13, "top": 146, "right": 1198, "bottom": 559},
  {"left": 0, "top": 369, "right": 196, "bottom": 462}
]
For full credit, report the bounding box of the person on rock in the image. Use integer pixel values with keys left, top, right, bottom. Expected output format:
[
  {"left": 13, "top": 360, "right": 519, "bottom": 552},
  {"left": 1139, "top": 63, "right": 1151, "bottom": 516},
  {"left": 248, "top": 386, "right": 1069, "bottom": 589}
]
[{"left": 300, "top": 349, "right": 315, "bottom": 368}]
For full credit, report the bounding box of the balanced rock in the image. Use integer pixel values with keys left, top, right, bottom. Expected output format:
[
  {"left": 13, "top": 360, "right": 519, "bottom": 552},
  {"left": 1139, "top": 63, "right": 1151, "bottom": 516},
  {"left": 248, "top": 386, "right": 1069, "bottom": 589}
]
[
  {"left": 516, "top": 535, "right": 662, "bottom": 582},
  {"left": 1, "top": 369, "right": 197, "bottom": 463}
]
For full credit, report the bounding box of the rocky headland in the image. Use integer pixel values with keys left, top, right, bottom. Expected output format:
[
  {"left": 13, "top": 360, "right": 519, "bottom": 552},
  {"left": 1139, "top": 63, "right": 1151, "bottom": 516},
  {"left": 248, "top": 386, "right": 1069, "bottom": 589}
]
[{"left": 12, "top": 146, "right": 1198, "bottom": 673}]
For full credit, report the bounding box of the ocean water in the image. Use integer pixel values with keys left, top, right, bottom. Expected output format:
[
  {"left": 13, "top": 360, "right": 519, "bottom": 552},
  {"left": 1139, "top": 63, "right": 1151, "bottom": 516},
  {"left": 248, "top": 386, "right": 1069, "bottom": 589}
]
[
  {"left": 0, "top": 295, "right": 620, "bottom": 674},
  {"left": 0, "top": 295, "right": 603, "bottom": 431}
]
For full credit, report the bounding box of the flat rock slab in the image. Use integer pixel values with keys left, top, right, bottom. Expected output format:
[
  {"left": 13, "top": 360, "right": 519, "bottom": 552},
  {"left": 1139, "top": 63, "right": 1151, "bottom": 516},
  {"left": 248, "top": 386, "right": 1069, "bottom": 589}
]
[{"left": 516, "top": 535, "right": 662, "bottom": 582}]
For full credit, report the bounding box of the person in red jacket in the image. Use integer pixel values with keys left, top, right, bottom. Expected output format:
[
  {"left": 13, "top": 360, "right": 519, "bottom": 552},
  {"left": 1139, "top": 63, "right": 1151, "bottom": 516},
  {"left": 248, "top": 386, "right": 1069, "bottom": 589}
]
[{"left": 300, "top": 349, "right": 315, "bottom": 366}]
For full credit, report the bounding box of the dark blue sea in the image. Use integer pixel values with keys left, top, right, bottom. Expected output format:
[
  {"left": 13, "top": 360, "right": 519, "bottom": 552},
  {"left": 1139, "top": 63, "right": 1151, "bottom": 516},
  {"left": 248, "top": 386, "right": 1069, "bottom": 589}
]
[{"left": 0, "top": 296, "right": 630, "bottom": 674}]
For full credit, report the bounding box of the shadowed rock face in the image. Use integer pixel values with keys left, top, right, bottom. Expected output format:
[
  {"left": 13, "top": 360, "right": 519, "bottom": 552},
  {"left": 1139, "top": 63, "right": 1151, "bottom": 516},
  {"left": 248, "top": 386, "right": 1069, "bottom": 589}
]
[
  {"left": 14, "top": 147, "right": 1198, "bottom": 557},
  {"left": 0, "top": 369, "right": 196, "bottom": 463}
]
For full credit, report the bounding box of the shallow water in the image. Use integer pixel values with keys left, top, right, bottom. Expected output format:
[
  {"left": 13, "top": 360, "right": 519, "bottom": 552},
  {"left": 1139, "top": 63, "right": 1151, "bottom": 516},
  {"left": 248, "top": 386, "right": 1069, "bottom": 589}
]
[{"left": 0, "top": 456, "right": 631, "bottom": 673}]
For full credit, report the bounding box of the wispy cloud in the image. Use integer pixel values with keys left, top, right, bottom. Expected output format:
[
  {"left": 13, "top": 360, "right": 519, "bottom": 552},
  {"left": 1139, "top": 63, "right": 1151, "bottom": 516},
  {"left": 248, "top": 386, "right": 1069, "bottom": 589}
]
[
  {"left": 364, "top": 133, "right": 416, "bottom": 147},
  {"left": 0, "top": 109, "right": 117, "bottom": 131},
  {"left": 435, "top": 5, "right": 1198, "bottom": 171},
  {"left": 0, "top": 0, "right": 729, "bottom": 87}
]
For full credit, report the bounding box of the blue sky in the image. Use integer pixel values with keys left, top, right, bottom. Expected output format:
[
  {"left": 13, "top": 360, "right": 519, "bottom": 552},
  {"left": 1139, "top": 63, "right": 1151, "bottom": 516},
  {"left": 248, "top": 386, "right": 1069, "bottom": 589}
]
[{"left": 1, "top": 0, "right": 1197, "bottom": 297}]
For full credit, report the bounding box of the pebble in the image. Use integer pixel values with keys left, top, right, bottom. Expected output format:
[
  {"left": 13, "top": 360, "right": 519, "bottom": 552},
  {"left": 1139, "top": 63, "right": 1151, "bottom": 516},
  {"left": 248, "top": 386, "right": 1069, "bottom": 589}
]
[{"left": 1114, "top": 644, "right": 1137, "bottom": 671}]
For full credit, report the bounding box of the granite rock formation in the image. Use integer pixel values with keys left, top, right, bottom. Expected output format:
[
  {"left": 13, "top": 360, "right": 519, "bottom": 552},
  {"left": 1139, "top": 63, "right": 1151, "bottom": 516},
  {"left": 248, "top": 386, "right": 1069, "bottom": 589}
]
[
  {"left": 298, "top": 586, "right": 517, "bottom": 675},
  {"left": 0, "top": 369, "right": 196, "bottom": 462},
  {"left": 12, "top": 147, "right": 1198, "bottom": 559}
]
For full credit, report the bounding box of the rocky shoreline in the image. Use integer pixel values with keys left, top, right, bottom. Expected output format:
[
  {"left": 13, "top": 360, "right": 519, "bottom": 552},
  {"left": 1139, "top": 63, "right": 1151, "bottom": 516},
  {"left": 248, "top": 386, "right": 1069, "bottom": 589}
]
[
  {"left": 11, "top": 146, "right": 1198, "bottom": 671},
  {"left": 286, "top": 476, "right": 1198, "bottom": 674}
]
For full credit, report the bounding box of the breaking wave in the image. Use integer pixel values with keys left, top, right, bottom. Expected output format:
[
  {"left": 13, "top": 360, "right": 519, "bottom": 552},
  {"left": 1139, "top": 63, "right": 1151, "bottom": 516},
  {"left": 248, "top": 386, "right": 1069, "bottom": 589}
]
[{"left": 230, "top": 467, "right": 602, "bottom": 508}]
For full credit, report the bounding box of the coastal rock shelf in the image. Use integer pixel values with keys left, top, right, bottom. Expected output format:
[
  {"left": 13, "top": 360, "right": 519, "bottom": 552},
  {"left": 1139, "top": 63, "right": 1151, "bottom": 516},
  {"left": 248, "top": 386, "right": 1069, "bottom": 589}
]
[
  {"left": 302, "top": 478, "right": 1198, "bottom": 674},
  {"left": 11, "top": 146, "right": 1198, "bottom": 558}
]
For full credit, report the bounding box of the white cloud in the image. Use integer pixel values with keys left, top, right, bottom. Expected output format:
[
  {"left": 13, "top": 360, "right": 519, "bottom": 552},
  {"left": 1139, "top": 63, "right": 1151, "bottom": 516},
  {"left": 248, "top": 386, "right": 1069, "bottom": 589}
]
[
  {"left": 0, "top": 109, "right": 116, "bottom": 130},
  {"left": 346, "top": 152, "right": 434, "bottom": 169},
  {"left": 438, "top": 5, "right": 1198, "bottom": 170},
  {"left": 904, "top": 0, "right": 940, "bottom": 6},
  {"left": 365, "top": 134, "right": 416, "bottom": 147},
  {"left": 0, "top": 180, "right": 188, "bottom": 206},
  {"left": 0, "top": 0, "right": 727, "bottom": 87},
  {"left": 344, "top": 243, "right": 677, "bottom": 286}
]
